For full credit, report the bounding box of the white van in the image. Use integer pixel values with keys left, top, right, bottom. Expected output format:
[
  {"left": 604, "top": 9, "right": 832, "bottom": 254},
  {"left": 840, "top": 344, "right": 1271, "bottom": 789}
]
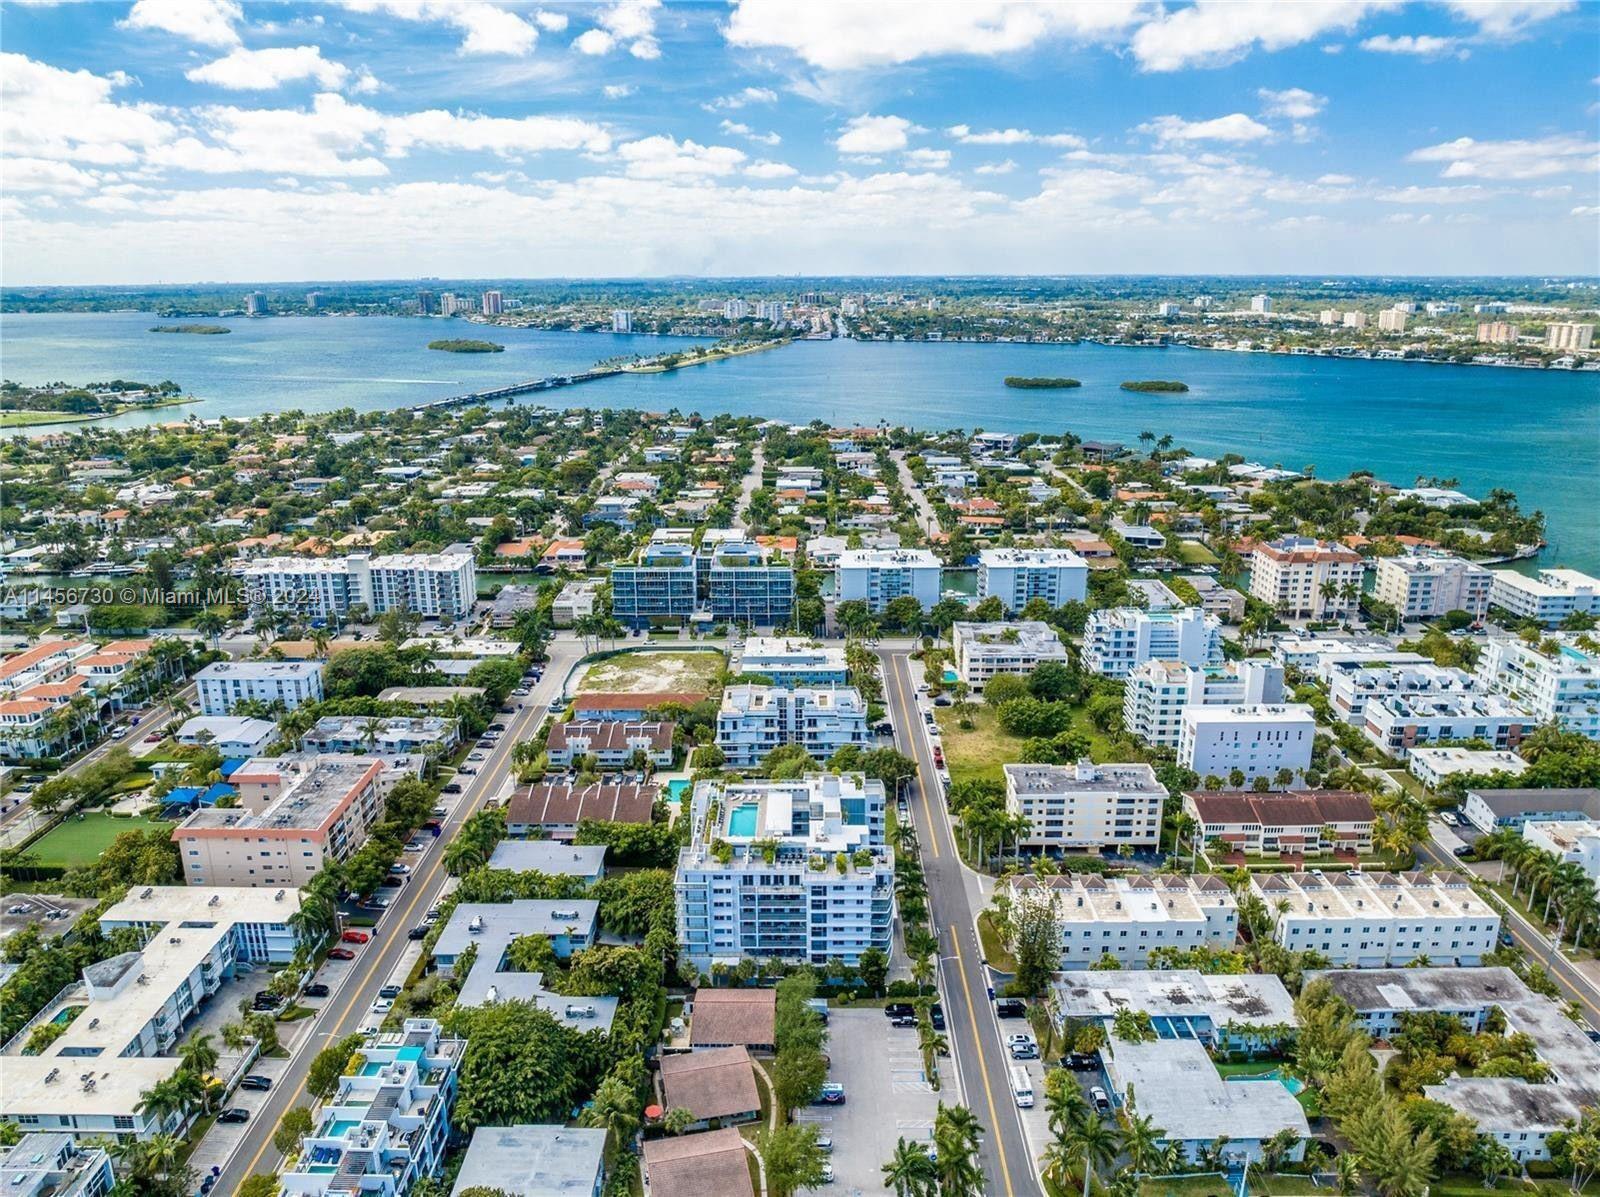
[{"left": 1010, "top": 1064, "right": 1034, "bottom": 1109}]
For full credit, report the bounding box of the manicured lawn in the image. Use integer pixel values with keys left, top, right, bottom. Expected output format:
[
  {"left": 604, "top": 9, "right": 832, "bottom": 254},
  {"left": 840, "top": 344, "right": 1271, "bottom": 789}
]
[
  {"left": 26, "top": 812, "right": 169, "bottom": 869},
  {"left": 1174, "top": 540, "right": 1221, "bottom": 565},
  {"left": 976, "top": 911, "right": 1018, "bottom": 973},
  {"left": 576, "top": 649, "right": 726, "bottom": 695},
  {"left": 935, "top": 704, "right": 1123, "bottom": 789},
  {"left": 1137, "top": 1178, "right": 1234, "bottom": 1197}
]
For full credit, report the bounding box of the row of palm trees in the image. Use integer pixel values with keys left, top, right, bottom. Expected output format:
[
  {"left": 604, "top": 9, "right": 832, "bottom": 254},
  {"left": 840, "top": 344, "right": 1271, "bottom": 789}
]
[
  {"left": 1479, "top": 827, "right": 1600, "bottom": 948},
  {"left": 882, "top": 1102, "right": 985, "bottom": 1196}
]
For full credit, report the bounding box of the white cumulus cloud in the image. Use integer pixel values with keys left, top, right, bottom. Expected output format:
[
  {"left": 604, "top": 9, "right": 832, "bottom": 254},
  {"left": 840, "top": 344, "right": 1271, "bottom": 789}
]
[
  {"left": 1361, "top": 33, "right": 1464, "bottom": 56},
  {"left": 616, "top": 135, "right": 745, "bottom": 178},
  {"left": 121, "top": 0, "right": 242, "bottom": 47},
  {"left": 186, "top": 46, "right": 356, "bottom": 91},
  {"left": 1137, "top": 113, "right": 1272, "bottom": 144},
  {"left": 1409, "top": 134, "right": 1599, "bottom": 180},
  {"left": 575, "top": 0, "right": 661, "bottom": 59},
  {"left": 836, "top": 114, "right": 916, "bottom": 155},
  {"left": 706, "top": 87, "right": 779, "bottom": 111},
  {"left": 1257, "top": 87, "right": 1326, "bottom": 120},
  {"left": 334, "top": 0, "right": 541, "bottom": 56},
  {"left": 1, "top": 53, "right": 177, "bottom": 166},
  {"left": 903, "top": 148, "right": 951, "bottom": 169}
]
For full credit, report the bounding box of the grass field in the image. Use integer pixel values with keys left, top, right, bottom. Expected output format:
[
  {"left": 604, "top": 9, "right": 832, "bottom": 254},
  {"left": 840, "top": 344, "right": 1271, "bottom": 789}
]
[
  {"left": 1173, "top": 540, "right": 1221, "bottom": 565},
  {"left": 577, "top": 649, "right": 725, "bottom": 695},
  {"left": 26, "top": 813, "right": 169, "bottom": 869},
  {"left": 935, "top": 704, "right": 1121, "bottom": 789}
]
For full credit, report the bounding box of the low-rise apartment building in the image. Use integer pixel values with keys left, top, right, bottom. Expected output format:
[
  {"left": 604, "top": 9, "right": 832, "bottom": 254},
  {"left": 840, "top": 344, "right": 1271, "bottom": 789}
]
[
  {"left": 302, "top": 715, "right": 459, "bottom": 757},
  {"left": 975, "top": 547, "right": 1088, "bottom": 611},
  {"left": 676, "top": 774, "right": 892, "bottom": 969},
  {"left": 551, "top": 580, "right": 600, "bottom": 627},
  {"left": 1183, "top": 789, "right": 1375, "bottom": 858},
  {"left": 1050, "top": 969, "right": 1298, "bottom": 1053},
  {"left": 1, "top": 887, "right": 304, "bottom": 1141},
  {"left": 504, "top": 781, "right": 657, "bottom": 840},
  {"left": 1324, "top": 660, "right": 1480, "bottom": 725},
  {"left": 1361, "top": 692, "right": 1532, "bottom": 760},
  {"left": 1082, "top": 606, "right": 1222, "bottom": 678},
  {"left": 1462, "top": 787, "right": 1600, "bottom": 833},
  {"left": 452, "top": 1126, "right": 606, "bottom": 1197},
  {"left": 1488, "top": 568, "right": 1600, "bottom": 626},
  {"left": 278, "top": 1019, "right": 462, "bottom": 1197},
  {"left": 1407, "top": 746, "right": 1527, "bottom": 790},
  {"left": 729, "top": 638, "right": 847, "bottom": 687},
  {"left": 1177, "top": 704, "right": 1316, "bottom": 784},
  {"left": 1523, "top": 818, "right": 1600, "bottom": 881},
  {"left": 1179, "top": 574, "right": 1247, "bottom": 621},
  {"left": 952, "top": 621, "right": 1068, "bottom": 690},
  {"left": 1308, "top": 967, "right": 1600, "bottom": 1163},
  {"left": 546, "top": 720, "right": 674, "bottom": 769},
  {"left": 715, "top": 684, "right": 868, "bottom": 769},
  {"left": 1373, "top": 554, "right": 1492, "bottom": 621},
  {"left": 1252, "top": 870, "right": 1499, "bottom": 966},
  {"left": 195, "top": 660, "right": 324, "bottom": 716},
  {"left": 0, "top": 1134, "right": 115, "bottom": 1197},
  {"left": 1475, "top": 634, "right": 1600, "bottom": 739},
  {"left": 1248, "top": 536, "right": 1364, "bottom": 618},
  {"left": 834, "top": 548, "right": 941, "bottom": 613},
  {"left": 1002, "top": 761, "right": 1165, "bottom": 850},
  {"left": 1005, "top": 873, "right": 1237, "bottom": 968},
  {"left": 1123, "top": 660, "right": 1283, "bottom": 747},
  {"left": 705, "top": 539, "right": 794, "bottom": 627},
  {"left": 175, "top": 715, "right": 279, "bottom": 756},
  {"left": 173, "top": 754, "right": 388, "bottom": 886}
]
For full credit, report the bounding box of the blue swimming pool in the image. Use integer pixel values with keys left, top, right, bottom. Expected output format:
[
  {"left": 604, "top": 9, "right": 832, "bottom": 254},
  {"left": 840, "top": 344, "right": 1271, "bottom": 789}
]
[
  {"left": 667, "top": 779, "right": 690, "bottom": 804},
  {"left": 1227, "top": 1069, "right": 1305, "bottom": 1096},
  {"left": 727, "top": 805, "right": 758, "bottom": 837}
]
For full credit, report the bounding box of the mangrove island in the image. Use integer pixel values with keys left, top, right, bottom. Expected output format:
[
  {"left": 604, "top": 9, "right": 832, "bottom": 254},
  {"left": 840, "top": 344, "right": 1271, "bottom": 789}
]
[
  {"left": 428, "top": 338, "right": 505, "bottom": 353},
  {"left": 1004, "top": 376, "right": 1082, "bottom": 389},
  {"left": 1120, "top": 379, "right": 1190, "bottom": 392}
]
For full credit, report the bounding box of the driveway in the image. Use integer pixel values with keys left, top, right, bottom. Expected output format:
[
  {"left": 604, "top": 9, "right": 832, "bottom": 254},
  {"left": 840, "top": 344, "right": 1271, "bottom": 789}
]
[{"left": 795, "top": 1008, "right": 944, "bottom": 1195}]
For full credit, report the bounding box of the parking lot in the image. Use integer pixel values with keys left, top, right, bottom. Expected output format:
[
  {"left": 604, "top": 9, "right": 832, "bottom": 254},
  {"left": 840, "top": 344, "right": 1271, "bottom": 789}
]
[{"left": 797, "top": 1008, "right": 945, "bottom": 1195}]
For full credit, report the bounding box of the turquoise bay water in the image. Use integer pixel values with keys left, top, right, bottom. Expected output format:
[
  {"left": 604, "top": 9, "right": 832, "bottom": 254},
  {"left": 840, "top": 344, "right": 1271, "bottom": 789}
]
[{"left": 2, "top": 312, "right": 1595, "bottom": 570}]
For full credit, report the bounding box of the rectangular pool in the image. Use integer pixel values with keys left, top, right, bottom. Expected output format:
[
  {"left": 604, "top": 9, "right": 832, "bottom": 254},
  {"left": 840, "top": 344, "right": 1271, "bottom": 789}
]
[{"left": 727, "top": 805, "right": 759, "bottom": 837}]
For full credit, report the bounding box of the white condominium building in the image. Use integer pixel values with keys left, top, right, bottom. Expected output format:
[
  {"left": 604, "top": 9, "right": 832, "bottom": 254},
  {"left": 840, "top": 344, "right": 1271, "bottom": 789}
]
[
  {"left": 1489, "top": 568, "right": 1600, "bottom": 626},
  {"left": 1178, "top": 704, "right": 1315, "bottom": 783},
  {"left": 173, "top": 754, "right": 389, "bottom": 886},
  {"left": 1324, "top": 660, "right": 1480, "bottom": 725},
  {"left": 240, "top": 546, "right": 477, "bottom": 620},
  {"left": 952, "top": 621, "right": 1068, "bottom": 690},
  {"left": 1522, "top": 819, "right": 1600, "bottom": 881},
  {"left": 730, "top": 637, "right": 847, "bottom": 687},
  {"left": 1476, "top": 634, "right": 1600, "bottom": 739},
  {"left": 1373, "top": 554, "right": 1493, "bottom": 621},
  {"left": 1123, "top": 660, "right": 1284, "bottom": 747},
  {"left": 195, "top": 660, "right": 324, "bottom": 716},
  {"left": 0, "top": 887, "right": 304, "bottom": 1142},
  {"left": 676, "top": 774, "right": 892, "bottom": 969},
  {"left": 1361, "top": 693, "right": 1532, "bottom": 760},
  {"left": 1082, "top": 606, "right": 1222, "bottom": 678},
  {"left": 1004, "top": 873, "right": 1238, "bottom": 968},
  {"left": 975, "top": 547, "right": 1088, "bottom": 611},
  {"left": 1251, "top": 870, "right": 1500, "bottom": 967},
  {"left": 1003, "top": 760, "right": 1166, "bottom": 850},
  {"left": 715, "top": 684, "right": 868, "bottom": 768},
  {"left": 835, "top": 548, "right": 941, "bottom": 613},
  {"left": 1248, "top": 536, "right": 1364, "bottom": 618}
]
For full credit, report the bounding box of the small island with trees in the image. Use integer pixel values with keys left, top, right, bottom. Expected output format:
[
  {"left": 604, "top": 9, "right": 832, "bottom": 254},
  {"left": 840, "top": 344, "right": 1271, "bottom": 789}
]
[
  {"left": 1120, "top": 379, "right": 1190, "bottom": 392},
  {"left": 428, "top": 338, "right": 505, "bottom": 353},
  {"left": 148, "top": 324, "right": 231, "bottom": 335},
  {"left": 1003, "top": 376, "right": 1082, "bottom": 389}
]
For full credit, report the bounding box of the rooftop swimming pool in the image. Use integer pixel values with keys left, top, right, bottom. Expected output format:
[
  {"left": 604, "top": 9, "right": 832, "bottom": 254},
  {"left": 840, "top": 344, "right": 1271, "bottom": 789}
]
[{"left": 727, "top": 804, "right": 759, "bottom": 837}]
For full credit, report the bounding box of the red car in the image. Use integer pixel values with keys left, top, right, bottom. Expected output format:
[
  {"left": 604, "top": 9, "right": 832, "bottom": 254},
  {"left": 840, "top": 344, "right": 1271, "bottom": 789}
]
[
  {"left": 341, "top": 930, "right": 370, "bottom": 944},
  {"left": 327, "top": 947, "right": 356, "bottom": 960}
]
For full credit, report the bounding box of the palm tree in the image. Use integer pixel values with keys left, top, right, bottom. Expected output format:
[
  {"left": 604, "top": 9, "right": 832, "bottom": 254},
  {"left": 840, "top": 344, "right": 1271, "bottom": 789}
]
[
  {"left": 1334, "top": 1152, "right": 1361, "bottom": 1194},
  {"left": 1120, "top": 1110, "right": 1165, "bottom": 1177},
  {"left": 882, "top": 1137, "right": 938, "bottom": 1197},
  {"left": 178, "top": 1032, "right": 219, "bottom": 1080},
  {"left": 1044, "top": 1071, "right": 1089, "bottom": 1140},
  {"left": 1065, "top": 1112, "right": 1121, "bottom": 1197},
  {"left": 133, "top": 1077, "right": 184, "bottom": 1132}
]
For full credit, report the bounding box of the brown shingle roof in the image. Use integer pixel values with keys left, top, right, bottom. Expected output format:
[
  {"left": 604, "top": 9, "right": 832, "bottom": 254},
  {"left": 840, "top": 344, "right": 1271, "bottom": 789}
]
[
  {"left": 1185, "top": 790, "right": 1375, "bottom": 828},
  {"left": 689, "top": 989, "right": 777, "bottom": 1050},
  {"left": 505, "top": 782, "right": 656, "bottom": 828},
  {"left": 659, "top": 1046, "right": 760, "bottom": 1122},
  {"left": 643, "top": 1129, "right": 753, "bottom": 1197},
  {"left": 547, "top": 720, "right": 675, "bottom": 755}
]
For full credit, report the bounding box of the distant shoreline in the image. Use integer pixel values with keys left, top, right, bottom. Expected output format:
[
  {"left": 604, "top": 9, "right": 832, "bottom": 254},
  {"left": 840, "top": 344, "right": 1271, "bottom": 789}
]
[
  {"left": 0, "top": 396, "right": 199, "bottom": 428},
  {"left": 622, "top": 338, "right": 788, "bottom": 374}
]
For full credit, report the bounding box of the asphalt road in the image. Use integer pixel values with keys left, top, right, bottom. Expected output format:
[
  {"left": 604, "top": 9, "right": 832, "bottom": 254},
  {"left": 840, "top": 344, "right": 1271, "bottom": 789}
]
[
  {"left": 212, "top": 639, "right": 584, "bottom": 1192},
  {"left": 1418, "top": 827, "right": 1600, "bottom": 1030},
  {"left": 881, "top": 647, "right": 1040, "bottom": 1197}
]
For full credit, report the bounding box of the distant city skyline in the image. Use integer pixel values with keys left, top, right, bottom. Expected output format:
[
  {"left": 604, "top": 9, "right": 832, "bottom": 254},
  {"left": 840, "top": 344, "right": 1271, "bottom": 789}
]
[{"left": 4, "top": 0, "right": 1597, "bottom": 283}]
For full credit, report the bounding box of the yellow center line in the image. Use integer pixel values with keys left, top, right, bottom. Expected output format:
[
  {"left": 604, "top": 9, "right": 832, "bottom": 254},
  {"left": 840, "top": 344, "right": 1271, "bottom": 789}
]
[
  {"left": 889, "top": 655, "right": 939, "bottom": 859},
  {"left": 236, "top": 696, "right": 543, "bottom": 1181}
]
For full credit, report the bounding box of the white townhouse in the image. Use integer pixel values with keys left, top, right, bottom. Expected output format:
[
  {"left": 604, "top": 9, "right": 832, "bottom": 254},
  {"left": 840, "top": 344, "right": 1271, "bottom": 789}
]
[
  {"left": 1249, "top": 535, "right": 1364, "bottom": 619},
  {"left": 1081, "top": 606, "right": 1222, "bottom": 678},
  {"left": 975, "top": 547, "right": 1088, "bottom": 612},
  {"left": 1003, "top": 760, "right": 1166, "bottom": 850},
  {"left": 835, "top": 548, "right": 941, "bottom": 614},
  {"left": 951, "top": 621, "right": 1069, "bottom": 690},
  {"left": 195, "top": 660, "right": 324, "bottom": 716},
  {"left": 1324, "top": 660, "right": 1481, "bottom": 725},
  {"left": 1475, "top": 634, "right": 1600, "bottom": 739},
  {"left": 676, "top": 774, "right": 893, "bottom": 969},
  {"left": 1252, "top": 870, "right": 1499, "bottom": 967},
  {"left": 715, "top": 684, "right": 868, "bottom": 769},
  {"left": 1123, "top": 659, "right": 1284, "bottom": 747},
  {"left": 1373, "top": 554, "right": 1493, "bottom": 621},
  {"left": 1178, "top": 704, "right": 1316, "bottom": 783},
  {"left": 1488, "top": 568, "right": 1600, "bottom": 626},
  {"left": 1004, "top": 873, "right": 1238, "bottom": 968},
  {"left": 1360, "top": 692, "right": 1532, "bottom": 760}
]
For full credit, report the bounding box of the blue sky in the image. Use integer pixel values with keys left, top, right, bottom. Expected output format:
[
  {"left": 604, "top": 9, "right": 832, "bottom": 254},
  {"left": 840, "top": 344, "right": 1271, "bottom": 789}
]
[{"left": 3, "top": 0, "right": 1597, "bottom": 283}]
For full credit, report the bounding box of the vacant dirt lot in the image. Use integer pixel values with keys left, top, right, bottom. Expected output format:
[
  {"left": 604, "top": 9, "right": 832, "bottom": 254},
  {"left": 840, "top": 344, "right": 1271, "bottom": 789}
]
[{"left": 576, "top": 649, "right": 725, "bottom": 694}]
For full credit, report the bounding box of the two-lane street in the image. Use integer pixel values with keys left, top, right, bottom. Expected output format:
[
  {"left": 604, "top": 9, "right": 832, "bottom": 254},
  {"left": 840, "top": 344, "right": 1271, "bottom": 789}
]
[
  {"left": 212, "top": 638, "right": 583, "bottom": 1192},
  {"left": 881, "top": 647, "right": 1040, "bottom": 1197}
]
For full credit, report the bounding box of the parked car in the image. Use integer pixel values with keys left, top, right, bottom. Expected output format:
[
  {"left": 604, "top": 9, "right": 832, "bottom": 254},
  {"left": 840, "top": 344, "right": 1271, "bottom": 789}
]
[
  {"left": 1500, "top": 931, "right": 1516, "bottom": 947},
  {"left": 239, "top": 1075, "right": 272, "bottom": 1091},
  {"left": 441, "top": 784, "right": 461, "bottom": 795},
  {"left": 1453, "top": 845, "right": 1475, "bottom": 858},
  {"left": 1090, "top": 1086, "right": 1111, "bottom": 1112},
  {"left": 819, "top": 1162, "right": 835, "bottom": 1184},
  {"left": 407, "top": 926, "right": 429, "bottom": 940},
  {"left": 816, "top": 1135, "right": 833, "bottom": 1154},
  {"left": 303, "top": 984, "right": 330, "bottom": 998},
  {"left": 328, "top": 948, "right": 356, "bottom": 961},
  {"left": 389, "top": 863, "right": 411, "bottom": 875},
  {"left": 994, "top": 998, "right": 1026, "bottom": 1019},
  {"left": 929, "top": 1004, "right": 945, "bottom": 1030},
  {"left": 218, "top": 1109, "right": 251, "bottom": 1124},
  {"left": 457, "top": 767, "right": 476, "bottom": 776},
  {"left": 884, "top": 1003, "right": 914, "bottom": 1019},
  {"left": 379, "top": 984, "right": 402, "bottom": 999},
  {"left": 1007, "top": 1034, "right": 1038, "bottom": 1060},
  {"left": 816, "top": 1083, "right": 846, "bottom": 1105},
  {"left": 1066, "top": 1052, "right": 1101, "bottom": 1072},
  {"left": 371, "top": 998, "right": 394, "bottom": 1013},
  {"left": 341, "top": 930, "right": 370, "bottom": 944},
  {"left": 890, "top": 1015, "right": 917, "bottom": 1028}
]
